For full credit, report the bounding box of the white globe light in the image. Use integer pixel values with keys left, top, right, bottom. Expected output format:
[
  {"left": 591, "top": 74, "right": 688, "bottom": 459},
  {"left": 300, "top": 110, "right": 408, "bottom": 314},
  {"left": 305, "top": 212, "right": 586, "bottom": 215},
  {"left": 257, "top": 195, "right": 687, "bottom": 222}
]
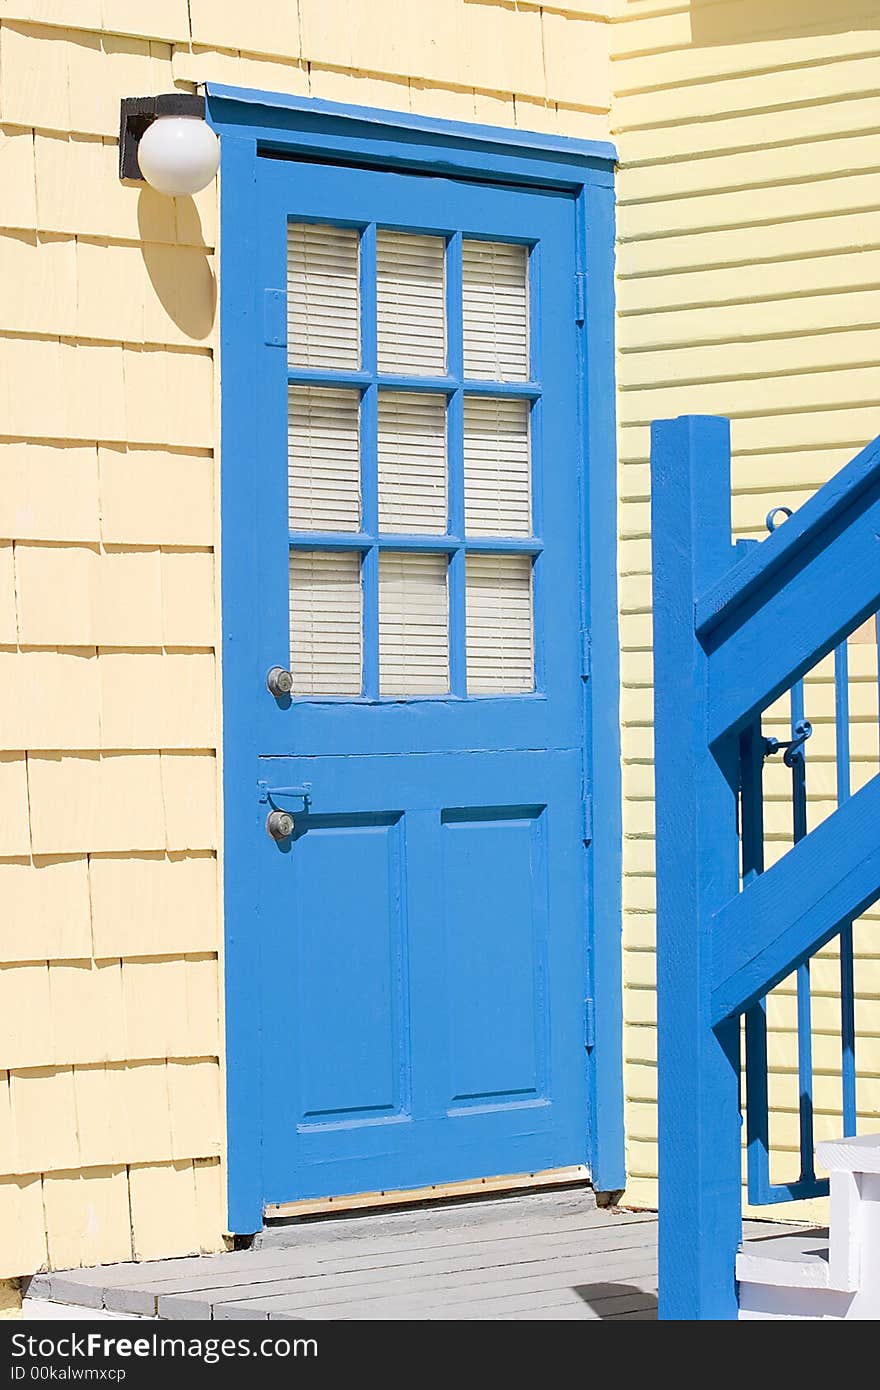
[{"left": 137, "top": 115, "right": 220, "bottom": 196}]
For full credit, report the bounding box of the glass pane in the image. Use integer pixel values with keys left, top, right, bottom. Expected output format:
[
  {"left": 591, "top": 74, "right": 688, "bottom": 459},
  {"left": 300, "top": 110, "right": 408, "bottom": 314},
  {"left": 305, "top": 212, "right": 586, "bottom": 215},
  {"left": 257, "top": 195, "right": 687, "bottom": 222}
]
[
  {"left": 463, "top": 396, "right": 531, "bottom": 537},
  {"left": 288, "top": 222, "right": 360, "bottom": 371},
  {"left": 462, "top": 240, "right": 528, "bottom": 382},
  {"left": 466, "top": 554, "right": 534, "bottom": 694},
  {"left": 379, "top": 551, "right": 449, "bottom": 696},
  {"left": 378, "top": 392, "right": 447, "bottom": 535},
  {"left": 289, "top": 550, "right": 363, "bottom": 696},
  {"left": 377, "top": 231, "right": 446, "bottom": 376},
  {"left": 288, "top": 386, "right": 361, "bottom": 533}
]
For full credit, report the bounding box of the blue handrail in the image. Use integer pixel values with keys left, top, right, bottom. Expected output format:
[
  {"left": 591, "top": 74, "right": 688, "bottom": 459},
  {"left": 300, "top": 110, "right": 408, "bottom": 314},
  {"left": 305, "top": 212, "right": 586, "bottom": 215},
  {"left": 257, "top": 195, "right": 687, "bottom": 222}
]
[{"left": 651, "top": 417, "right": 880, "bottom": 1319}]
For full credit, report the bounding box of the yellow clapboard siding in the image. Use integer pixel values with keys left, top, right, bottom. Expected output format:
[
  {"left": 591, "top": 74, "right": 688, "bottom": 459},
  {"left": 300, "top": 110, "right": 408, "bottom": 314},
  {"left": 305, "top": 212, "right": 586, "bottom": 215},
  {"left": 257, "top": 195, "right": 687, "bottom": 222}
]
[
  {"left": 41, "top": 1166, "right": 132, "bottom": 1269},
  {"left": 29, "top": 131, "right": 216, "bottom": 247},
  {"left": 14, "top": 544, "right": 215, "bottom": 649},
  {"left": 614, "top": 0, "right": 880, "bottom": 1215},
  {"left": 187, "top": 0, "right": 300, "bottom": 61},
  {"left": 27, "top": 752, "right": 165, "bottom": 854},
  {"left": 620, "top": 92, "right": 880, "bottom": 167},
  {"left": 0, "top": 958, "right": 219, "bottom": 1071},
  {"left": 0, "top": 1176, "right": 47, "bottom": 1281},
  {"left": 620, "top": 208, "right": 880, "bottom": 277},
  {"left": 0, "top": 756, "right": 30, "bottom": 856},
  {"left": 88, "top": 853, "right": 218, "bottom": 958},
  {"left": 0, "top": 337, "right": 214, "bottom": 447},
  {"left": 0, "top": 649, "right": 101, "bottom": 751},
  {"left": 170, "top": 43, "right": 310, "bottom": 98},
  {"left": 621, "top": 366, "right": 880, "bottom": 426},
  {"left": 620, "top": 131, "right": 880, "bottom": 204},
  {"left": 99, "top": 447, "right": 213, "bottom": 547},
  {"left": 620, "top": 409, "right": 880, "bottom": 464},
  {"left": 99, "top": 651, "right": 216, "bottom": 750},
  {"left": 0, "top": 543, "right": 16, "bottom": 643},
  {"left": 0, "top": 858, "right": 92, "bottom": 964},
  {"left": 160, "top": 550, "right": 216, "bottom": 646},
  {"left": 128, "top": 1160, "right": 205, "bottom": 1261},
  {"left": 614, "top": 51, "right": 880, "bottom": 133},
  {"left": 0, "top": 1, "right": 189, "bottom": 42},
  {"left": 618, "top": 169, "right": 880, "bottom": 241},
  {"left": 617, "top": 290, "right": 880, "bottom": 351},
  {"left": 160, "top": 753, "right": 218, "bottom": 850},
  {"left": 0, "top": 231, "right": 76, "bottom": 334},
  {"left": 0, "top": 442, "right": 101, "bottom": 544},
  {"left": 76, "top": 239, "right": 216, "bottom": 347},
  {"left": 0, "top": 22, "right": 174, "bottom": 137},
  {"left": 619, "top": 248, "right": 880, "bottom": 314},
  {"left": 621, "top": 329, "right": 880, "bottom": 388},
  {"left": 613, "top": 27, "right": 880, "bottom": 95}
]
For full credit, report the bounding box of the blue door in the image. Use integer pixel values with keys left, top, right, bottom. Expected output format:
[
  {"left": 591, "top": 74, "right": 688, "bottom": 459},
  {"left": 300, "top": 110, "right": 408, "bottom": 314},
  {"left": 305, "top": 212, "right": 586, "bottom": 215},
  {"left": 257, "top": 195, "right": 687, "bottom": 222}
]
[{"left": 231, "top": 153, "right": 592, "bottom": 1211}]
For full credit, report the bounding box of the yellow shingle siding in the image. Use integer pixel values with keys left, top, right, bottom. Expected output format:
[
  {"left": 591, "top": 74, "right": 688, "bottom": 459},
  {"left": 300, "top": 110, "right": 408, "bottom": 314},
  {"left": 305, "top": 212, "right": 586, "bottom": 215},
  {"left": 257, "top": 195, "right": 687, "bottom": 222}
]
[
  {"left": 613, "top": 0, "right": 880, "bottom": 1220},
  {"left": 0, "top": 2, "right": 613, "bottom": 1278}
]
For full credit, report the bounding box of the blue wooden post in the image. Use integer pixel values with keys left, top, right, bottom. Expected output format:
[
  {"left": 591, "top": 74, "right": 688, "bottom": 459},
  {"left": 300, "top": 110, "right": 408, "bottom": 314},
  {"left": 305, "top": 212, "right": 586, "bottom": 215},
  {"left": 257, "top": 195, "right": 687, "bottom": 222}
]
[{"left": 651, "top": 416, "right": 743, "bottom": 1320}]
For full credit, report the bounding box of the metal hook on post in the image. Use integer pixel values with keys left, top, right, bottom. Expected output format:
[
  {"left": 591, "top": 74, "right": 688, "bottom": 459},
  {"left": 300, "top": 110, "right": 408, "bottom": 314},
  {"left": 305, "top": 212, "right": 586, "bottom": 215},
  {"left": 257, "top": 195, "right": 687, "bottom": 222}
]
[{"left": 763, "top": 718, "right": 813, "bottom": 766}]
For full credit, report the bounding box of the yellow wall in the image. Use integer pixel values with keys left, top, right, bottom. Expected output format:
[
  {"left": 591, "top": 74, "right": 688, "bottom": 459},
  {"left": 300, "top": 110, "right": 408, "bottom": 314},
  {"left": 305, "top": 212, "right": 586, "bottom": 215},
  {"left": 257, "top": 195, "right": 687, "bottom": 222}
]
[
  {"left": 0, "top": 2, "right": 613, "bottom": 1278},
  {"left": 612, "top": 0, "right": 880, "bottom": 1219},
  {"left": 5, "top": 0, "right": 877, "bottom": 1279}
]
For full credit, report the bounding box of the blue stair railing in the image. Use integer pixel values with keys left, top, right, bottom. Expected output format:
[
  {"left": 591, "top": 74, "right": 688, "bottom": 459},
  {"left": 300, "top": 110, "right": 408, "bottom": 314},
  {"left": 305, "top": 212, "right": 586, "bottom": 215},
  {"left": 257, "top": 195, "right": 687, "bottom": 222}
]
[{"left": 651, "top": 416, "right": 880, "bottom": 1320}]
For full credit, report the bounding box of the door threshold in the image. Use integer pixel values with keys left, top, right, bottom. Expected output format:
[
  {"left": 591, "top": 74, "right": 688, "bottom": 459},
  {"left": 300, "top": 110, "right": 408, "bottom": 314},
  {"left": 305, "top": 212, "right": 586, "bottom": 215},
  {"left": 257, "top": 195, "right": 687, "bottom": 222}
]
[{"left": 264, "top": 1164, "right": 591, "bottom": 1220}]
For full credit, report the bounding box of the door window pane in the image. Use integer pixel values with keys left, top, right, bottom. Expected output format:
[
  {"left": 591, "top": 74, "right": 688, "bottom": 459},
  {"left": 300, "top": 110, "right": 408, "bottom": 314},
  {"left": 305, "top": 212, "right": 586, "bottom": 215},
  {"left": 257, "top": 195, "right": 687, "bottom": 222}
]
[
  {"left": 290, "top": 550, "right": 363, "bottom": 696},
  {"left": 288, "top": 222, "right": 360, "bottom": 371},
  {"left": 377, "top": 231, "right": 446, "bottom": 376},
  {"left": 288, "top": 386, "right": 361, "bottom": 533},
  {"left": 462, "top": 240, "right": 528, "bottom": 382},
  {"left": 463, "top": 397, "right": 531, "bottom": 537},
  {"left": 379, "top": 551, "right": 449, "bottom": 696},
  {"left": 378, "top": 392, "right": 447, "bottom": 535},
  {"left": 466, "top": 553, "right": 534, "bottom": 694}
]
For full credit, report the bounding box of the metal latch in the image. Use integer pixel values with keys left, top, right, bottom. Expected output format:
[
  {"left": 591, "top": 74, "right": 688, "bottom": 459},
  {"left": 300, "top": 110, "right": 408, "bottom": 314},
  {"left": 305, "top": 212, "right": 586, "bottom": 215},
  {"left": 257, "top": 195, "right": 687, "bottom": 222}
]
[
  {"left": 258, "top": 781, "right": 311, "bottom": 843},
  {"left": 763, "top": 718, "right": 812, "bottom": 767}
]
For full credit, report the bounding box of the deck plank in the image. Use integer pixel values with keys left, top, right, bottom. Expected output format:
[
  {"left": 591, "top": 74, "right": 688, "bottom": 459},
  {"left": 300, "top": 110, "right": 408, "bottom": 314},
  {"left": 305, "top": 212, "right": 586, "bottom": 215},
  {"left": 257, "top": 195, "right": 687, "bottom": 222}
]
[{"left": 24, "top": 1190, "right": 808, "bottom": 1322}]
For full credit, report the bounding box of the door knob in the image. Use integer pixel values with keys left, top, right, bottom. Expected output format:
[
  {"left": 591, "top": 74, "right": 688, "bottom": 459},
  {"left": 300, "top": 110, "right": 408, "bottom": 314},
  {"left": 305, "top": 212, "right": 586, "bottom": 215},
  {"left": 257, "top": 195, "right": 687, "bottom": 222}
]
[
  {"left": 266, "top": 666, "right": 293, "bottom": 698},
  {"left": 266, "top": 810, "right": 295, "bottom": 842}
]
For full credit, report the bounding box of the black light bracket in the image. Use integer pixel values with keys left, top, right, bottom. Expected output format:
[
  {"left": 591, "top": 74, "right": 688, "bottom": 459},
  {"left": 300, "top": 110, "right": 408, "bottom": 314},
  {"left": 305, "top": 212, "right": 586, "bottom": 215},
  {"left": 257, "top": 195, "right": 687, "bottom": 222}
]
[{"left": 119, "top": 92, "right": 206, "bottom": 182}]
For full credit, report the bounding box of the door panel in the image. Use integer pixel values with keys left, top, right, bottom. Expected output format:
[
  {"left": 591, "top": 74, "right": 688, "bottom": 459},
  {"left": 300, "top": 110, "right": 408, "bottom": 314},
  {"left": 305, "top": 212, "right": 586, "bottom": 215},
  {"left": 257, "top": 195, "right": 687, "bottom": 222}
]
[
  {"left": 238, "top": 154, "right": 590, "bottom": 1209},
  {"left": 292, "top": 815, "right": 407, "bottom": 1124},
  {"left": 441, "top": 809, "right": 547, "bottom": 1107}
]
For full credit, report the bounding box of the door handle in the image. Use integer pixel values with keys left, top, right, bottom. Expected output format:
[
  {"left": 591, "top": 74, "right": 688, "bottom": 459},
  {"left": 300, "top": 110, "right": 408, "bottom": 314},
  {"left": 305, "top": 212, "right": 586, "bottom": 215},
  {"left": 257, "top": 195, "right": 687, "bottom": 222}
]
[
  {"left": 266, "top": 666, "right": 293, "bottom": 698},
  {"left": 259, "top": 782, "right": 310, "bottom": 843},
  {"left": 266, "top": 809, "right": 295, "bottom": 841}
]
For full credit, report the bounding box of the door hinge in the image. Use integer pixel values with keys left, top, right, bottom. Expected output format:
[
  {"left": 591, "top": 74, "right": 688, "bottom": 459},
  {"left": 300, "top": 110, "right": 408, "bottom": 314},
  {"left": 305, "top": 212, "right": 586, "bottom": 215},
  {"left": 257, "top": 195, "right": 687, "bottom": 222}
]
[
  {"left": 582, "top": 791, "right": 593, "bottom": 845},
  {"left": 581, "top": 628, "right": 591, "bottom": 682},
  {"left": 575, "top": 271, "right": 588, "bottom": 325},
  {"left": 584, "top": 996, "right": 595, "bottom": 1051},
  {"left": 263, "top": 288, "right": 286, "bottom": 347}
]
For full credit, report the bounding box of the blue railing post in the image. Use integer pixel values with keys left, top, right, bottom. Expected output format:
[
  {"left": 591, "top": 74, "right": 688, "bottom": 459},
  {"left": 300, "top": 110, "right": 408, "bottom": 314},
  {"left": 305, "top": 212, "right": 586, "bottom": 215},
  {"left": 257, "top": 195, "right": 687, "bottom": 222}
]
[{"left": 651, "top": 416, "right": 743, "bottom": 1320}]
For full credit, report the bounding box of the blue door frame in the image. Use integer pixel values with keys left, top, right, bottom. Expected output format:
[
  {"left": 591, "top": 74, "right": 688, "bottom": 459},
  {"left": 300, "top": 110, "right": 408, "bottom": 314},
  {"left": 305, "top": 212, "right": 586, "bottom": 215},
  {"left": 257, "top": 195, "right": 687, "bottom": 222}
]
[{"left": 208, "top": 85, "right": 623, "bottom": 1232}]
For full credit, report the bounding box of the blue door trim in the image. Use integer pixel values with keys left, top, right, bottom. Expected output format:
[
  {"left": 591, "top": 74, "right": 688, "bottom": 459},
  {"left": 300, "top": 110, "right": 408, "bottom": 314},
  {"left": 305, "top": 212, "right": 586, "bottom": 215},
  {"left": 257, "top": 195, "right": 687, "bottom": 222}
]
[{"left": 209, "top": 88, "right": 624, "bottom": 1231}]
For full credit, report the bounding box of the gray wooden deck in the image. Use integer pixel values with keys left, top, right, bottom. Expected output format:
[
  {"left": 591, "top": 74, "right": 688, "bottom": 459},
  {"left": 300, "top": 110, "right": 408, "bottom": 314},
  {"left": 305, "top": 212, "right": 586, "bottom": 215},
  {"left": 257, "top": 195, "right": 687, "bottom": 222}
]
[{"left": 23, "top": 1189, "right": 790, "bottom": 1321}]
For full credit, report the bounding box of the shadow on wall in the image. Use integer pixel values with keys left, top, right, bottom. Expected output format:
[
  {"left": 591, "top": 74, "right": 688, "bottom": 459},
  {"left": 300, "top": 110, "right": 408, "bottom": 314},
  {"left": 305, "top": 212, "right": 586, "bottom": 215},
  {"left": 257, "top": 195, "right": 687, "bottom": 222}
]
[
  {"left": 137, "top": 188, "right": 216, "bottom": 342},
  {"left": 623, "top": 0, "right": 880, "bottom": 43}
]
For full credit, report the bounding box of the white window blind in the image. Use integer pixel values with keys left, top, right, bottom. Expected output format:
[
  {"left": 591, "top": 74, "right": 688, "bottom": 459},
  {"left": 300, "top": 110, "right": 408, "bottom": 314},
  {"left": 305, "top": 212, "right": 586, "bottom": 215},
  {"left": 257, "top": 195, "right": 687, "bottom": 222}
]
[
  {"left": 378, "top": 392, "right": 447, "bottom": 535},
  {"left": 288, "top": 386, "right": 361, "bottom": 533},
  {"left": 379, "top": 551, "right": 449, "bottom": 696},
  {"left": 287, "top": 222, "right": 360, "bottom": 371},
  {"left": 289, "top": 551, "right": 363, "bottom": 696},
  {"left": 463, "top": 396, "right": 531, "bottom": 537},
  {"left": 377, "top": 231, "right": 446, "bottom": 376},
  {"left": 465, "top": 554, "right": 534, "bottom": 694},
  {"left": 462, "top": 240, "right": 529, "bottom": 382}
]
